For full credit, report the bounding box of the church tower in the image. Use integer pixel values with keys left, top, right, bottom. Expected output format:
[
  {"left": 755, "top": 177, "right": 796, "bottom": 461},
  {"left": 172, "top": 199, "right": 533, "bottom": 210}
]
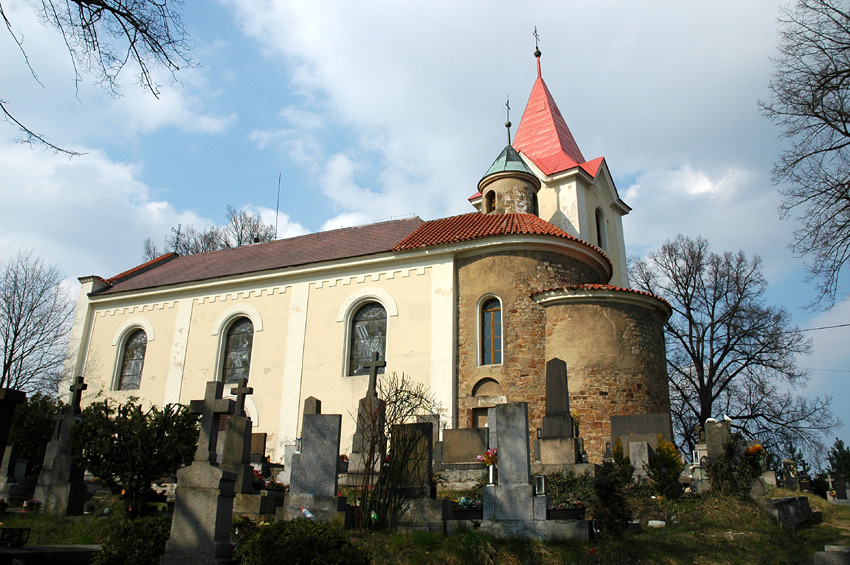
[{"left": 473, "top": 47, "right": 632, "bottom": 287}]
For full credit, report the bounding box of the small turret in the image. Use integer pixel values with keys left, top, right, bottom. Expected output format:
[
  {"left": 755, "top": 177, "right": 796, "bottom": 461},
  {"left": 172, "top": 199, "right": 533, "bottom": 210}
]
[{"left": 477, "top": 145, "right": 540, "bottom": 215}]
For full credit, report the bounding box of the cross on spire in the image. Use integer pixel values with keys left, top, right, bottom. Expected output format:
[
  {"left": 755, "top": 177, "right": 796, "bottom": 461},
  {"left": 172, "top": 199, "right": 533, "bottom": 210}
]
[
  {"left": 231, "top": 378, "right": 253, "bottom": 417},
  {"left": 505, "top": 95, "right": 512, "bottom": 145},
  {"left": 363, "top": 351, "right": 386, "bottom": 398},
  {"left": 533, "top": 26, "right": 542, "bottom": 77},
  {"left": 189, "top": 381, "right": 235, "bottom": 464},
  {"left": 69, "top": 376, "right": 87, "bottom": 415}
]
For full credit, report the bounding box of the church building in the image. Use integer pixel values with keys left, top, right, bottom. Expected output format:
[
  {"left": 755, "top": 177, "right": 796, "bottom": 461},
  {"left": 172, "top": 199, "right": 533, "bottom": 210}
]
[{"left": 62, "top": 52, "right": 672, "bottom": 464}]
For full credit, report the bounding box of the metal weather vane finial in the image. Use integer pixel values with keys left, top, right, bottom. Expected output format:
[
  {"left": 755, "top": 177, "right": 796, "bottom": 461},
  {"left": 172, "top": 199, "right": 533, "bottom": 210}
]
[{"left": 505, "top": 95, "right": 512, "bottom": 145}]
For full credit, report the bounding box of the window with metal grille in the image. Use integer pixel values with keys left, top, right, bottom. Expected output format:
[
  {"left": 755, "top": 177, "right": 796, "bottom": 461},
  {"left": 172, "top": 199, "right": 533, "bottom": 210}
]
[
  {"left": 349, "top": 302, "right": 387, "bottom": 376},
  {"left": 481, "top": 298, "right": 502, "bottom": 365},
  {"left": 222, "top": 317, "right": 254, "bottom": 384}
]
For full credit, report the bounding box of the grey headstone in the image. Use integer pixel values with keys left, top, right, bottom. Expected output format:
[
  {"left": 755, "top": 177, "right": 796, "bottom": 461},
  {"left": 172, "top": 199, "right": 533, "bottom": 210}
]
[
  {"left": 441, "top": 428, "right": 489, "bottom": 463},
  {"left": 34, "top": 409, "right": 85, "bottom": 516},
  {"left": 221, "top": 414, "right": 253, "bottom": 494},
  {"left": 390, "top": 423, "right": 433, "bottom": 497},
  {"left": 282, "top": 444, "right": 296, "bottom": 484},
  {"left": 629, "top": 441, "right": 652, "bottom": 477},
  {"left": 835, "top": 477, "right": 848, "bottom": 499},
  {"left": 489, "top": 402, "right": 531, "bottom": 485},
  {"left": 290, "top": 414, "right": 342, "bottom": 498},
  {"left": 705, "top": 420, "right": 732, "bottom": 460},
  {"left": 610, "top": 412, "right": 673, "bottom": 449},
  {"left": 303, "top": 396, "right": 321, "bottom": 415},
  {"left": 349, "top": 396, "right": 386, "bottom": 473},
  {"left": 541, "top": 358, "right": 573, "bottom": 438},
  {"left": 416, "top": 414, "right": 440, "bottom": 447}
]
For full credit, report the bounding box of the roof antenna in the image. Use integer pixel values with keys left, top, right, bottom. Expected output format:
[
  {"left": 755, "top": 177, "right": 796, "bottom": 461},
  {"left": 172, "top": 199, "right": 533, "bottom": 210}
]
[
  {"left": 505, "top": 95, "right": 512, "bottom": 145},
  {"left": 275, "top": 171, "right": 281, "bottom": 240},
  {"left": 533, "top": 26, "right": 542, "bottom": 78}
]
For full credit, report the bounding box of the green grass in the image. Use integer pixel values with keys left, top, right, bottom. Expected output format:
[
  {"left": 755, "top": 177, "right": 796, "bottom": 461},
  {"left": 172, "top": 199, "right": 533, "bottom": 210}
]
[{"left": 4, "top": 489, "right": 849, "bottom": 563}]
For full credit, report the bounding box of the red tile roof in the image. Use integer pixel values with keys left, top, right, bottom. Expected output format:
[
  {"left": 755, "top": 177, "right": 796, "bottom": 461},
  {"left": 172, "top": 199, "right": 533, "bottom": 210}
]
[
  {"left": 535, "top": 283, "right": 671, "bottom": 310},
  {"left": 512, "top": 76, "right": 603, "bottom": 178},
  {"left": 97, "top": 217, "right": 425, "bottom": 295},
  {"left": 392, "top": 212, "right": 605, "bottom": 261}
]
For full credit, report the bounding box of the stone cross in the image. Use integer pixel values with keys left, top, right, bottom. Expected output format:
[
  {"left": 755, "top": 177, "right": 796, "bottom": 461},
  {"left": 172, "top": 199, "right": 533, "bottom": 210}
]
[
  {"left": 69, "top": 376, "right": 87, "bottom": 415},
  {"left": 52, "top": 412, "right": 65, "bottom": 440},
  {"left": 190, "top": 381, "right": 235, "bottom": 463},
  {"left": 363, "top": 351, "right": 386, "bottom": 398},
  {"left": 231, "top": 378, "right": 253, "bottom": 417}
]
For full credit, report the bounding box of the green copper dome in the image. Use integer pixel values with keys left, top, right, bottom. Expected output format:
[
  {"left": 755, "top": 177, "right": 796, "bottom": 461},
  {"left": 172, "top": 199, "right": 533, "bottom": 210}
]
[{"left": 482, "top": 144, "right": 535, "bottom": 180}]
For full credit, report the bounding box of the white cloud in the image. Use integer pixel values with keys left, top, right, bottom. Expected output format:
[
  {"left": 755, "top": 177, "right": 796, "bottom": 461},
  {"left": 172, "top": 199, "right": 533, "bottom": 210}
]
[
  {"left": 0, "top": 143, "right": 207, "bottom": 279},
  {"left": 321, "top": 213, "right": 371, "bottom": 232}
]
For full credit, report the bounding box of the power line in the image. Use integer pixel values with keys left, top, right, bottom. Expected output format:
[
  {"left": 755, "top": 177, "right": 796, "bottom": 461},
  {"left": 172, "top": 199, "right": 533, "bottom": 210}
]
[{"left": 798, "top": 322, "right": 850, "bottom": 332}]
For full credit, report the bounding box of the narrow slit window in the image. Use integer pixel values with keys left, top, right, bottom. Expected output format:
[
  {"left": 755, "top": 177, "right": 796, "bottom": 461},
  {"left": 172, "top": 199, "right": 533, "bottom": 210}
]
[{"left": 481, "top": 298, "right": 502, "bottom": 365}]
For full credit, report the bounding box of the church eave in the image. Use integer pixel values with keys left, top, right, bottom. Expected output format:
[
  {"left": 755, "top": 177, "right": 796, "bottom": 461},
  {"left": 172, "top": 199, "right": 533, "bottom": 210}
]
[{"left": 532, "top": 284, "right": 672, "bottom": 319}]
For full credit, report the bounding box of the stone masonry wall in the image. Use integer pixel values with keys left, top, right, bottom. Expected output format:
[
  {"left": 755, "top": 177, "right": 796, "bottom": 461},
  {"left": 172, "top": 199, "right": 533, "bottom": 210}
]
[
  {"left": 455, "top": 249, "right": 603, "bottom": 456},
  {"left": 543, "top": 301, "right": 670, "bottom": 463}
]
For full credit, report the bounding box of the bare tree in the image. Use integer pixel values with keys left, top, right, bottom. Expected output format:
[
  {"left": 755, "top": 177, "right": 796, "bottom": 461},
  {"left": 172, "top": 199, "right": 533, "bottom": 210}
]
[
  {"left": 1, "top": 0, "right": 191, "bottom": 154},
  {"left": 0, "top": 250, "right": 74, "bottom": 393},
  {"left": 143, "top": 206, "right": 276, "bottom": 261},
  {"left": 761, "top": 0, "right": 850, "bottom": 308},
  {"left": 631, "top": 235, "right": 838, "bottom": 461},
  {"left": 221, "top": 205, "right": 276, "bottom": 248}
]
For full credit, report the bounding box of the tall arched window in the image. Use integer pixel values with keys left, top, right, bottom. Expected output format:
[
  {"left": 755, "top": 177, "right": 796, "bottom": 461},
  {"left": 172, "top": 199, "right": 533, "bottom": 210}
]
[
  {"left": 222, "top": 317, "right": 254, "bottom": 384},
  {"left": 118, "top": 329, "right": 147, "bottom": 390},
  {"left": 349, "top": 302, "right": 387, "bottom": 376},
  {"left": 595, "top": 207, "right": 608, "bottom": 250},
  {"left": 481, "top": 298, "right": 502, "bottom": 365}
]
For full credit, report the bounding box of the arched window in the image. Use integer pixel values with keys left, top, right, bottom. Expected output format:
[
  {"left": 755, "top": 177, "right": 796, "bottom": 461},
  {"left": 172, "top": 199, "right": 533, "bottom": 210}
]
[
  {"left": 595, "top": 207, "right": 608, "bottom": 250},
  {"left": 349, "top": 302, "right": 387, "bottom": 376},
  {"left": 118, "top": 329, "right": 147, "bottom": 390},
  {"left": 484, "top": 191, "right": 496, "bottom": 214},
  {"left": 222, "top": 317, "right": 254, "bottom": 384},
  {"left": 481, "top": 298, "right": 502, "bottom": 365}
]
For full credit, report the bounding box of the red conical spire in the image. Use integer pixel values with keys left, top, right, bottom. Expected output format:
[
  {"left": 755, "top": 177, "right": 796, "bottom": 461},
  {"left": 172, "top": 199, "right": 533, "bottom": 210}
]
[{"left": 513, "top": 47, "right": 601, "bottom": 177}]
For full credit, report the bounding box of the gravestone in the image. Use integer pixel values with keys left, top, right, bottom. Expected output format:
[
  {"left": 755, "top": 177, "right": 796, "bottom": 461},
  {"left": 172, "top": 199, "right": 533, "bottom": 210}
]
[
  {"left": 629, "top": 441, "right": 653, "bottom": 480},
  {"left": 391, "top": 423, "right": 433, "bottom": 498},
  {"left": 782, "top": 460, "right": 800, "bottom": 491},
  {"left": 0, "top": 446, "right": 31, "bottom": 505},
  {"left": 280, "top": 407, "right": 348, "bottom": 523},
  {"left": 440, "top": 428, "right": 489, "bottom": 463},
  {"left": 834, "top": 477, "right": 848, "bottom": 500},
  {"left": 704, "top": 419, "right": 732, "bottom": 460},
  {"left": 610, "top": 412, "right": 674, "bottom": 453},
  {"left": 348, "top": 352, "right": 387, "bottom": 474},
  {"left": 0, "top": 389, "right": 25, "bottom": 459},
  {"left": 220, "top": 379, "right": 253, "bottom": 494},
  {"left": 34, "top": 376, "right": 86, "bottom": 516},
  {"left": 161, "top": 381, "right": 236, "bottom": 565},
  {"left": 303, "top": 396, "right": 321, "bottom": 415},
  {"left": 539, "top": 358, "right": 582, "bottom": 465},
  {"left": 249, "top": 433, "right": 267, "bottom": 465},
  {"left": 483, "top": 402, "right": 534, "bottom": 521}
]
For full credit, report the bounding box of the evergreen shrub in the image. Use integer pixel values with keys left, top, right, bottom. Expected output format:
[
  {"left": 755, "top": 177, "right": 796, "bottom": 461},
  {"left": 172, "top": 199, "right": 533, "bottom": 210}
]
[
  {"left": 234, "top": 518, "right": 369, "bottom": 565},
  {"left": 646, "top": 434, "right": 685, "bottom": 498},
  {"left": 93, "top": 514, "right": 171, "bottom": 565}
]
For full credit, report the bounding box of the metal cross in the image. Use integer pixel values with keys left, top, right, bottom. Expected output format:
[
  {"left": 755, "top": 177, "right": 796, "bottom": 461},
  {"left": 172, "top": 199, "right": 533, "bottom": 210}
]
[
  {"left": 231, "top": 378, "right": 253, "bottom": 417},
  {"left": 189, "top": 381, "right": 236, "bottom": 463},
  {"left": 171, "top": 223, "right": 183, "bottom": 252},
  {"left": 505, "top": 95, "right": 512, "bottom": 144},
  {"left": 363, "top": 351, "right": 386, "bottom": 398},
  {"left": 533, "top": 26, "right": 540, "bottom": 50},
  {"left": 69, "top": 376, "right": 87, "bottom": 415}
]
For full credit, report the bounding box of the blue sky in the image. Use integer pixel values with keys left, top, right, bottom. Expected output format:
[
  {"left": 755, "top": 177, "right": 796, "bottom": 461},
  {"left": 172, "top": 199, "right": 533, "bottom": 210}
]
[{"left": 1, "top": 0, "right": 848, "bottom": 454}]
